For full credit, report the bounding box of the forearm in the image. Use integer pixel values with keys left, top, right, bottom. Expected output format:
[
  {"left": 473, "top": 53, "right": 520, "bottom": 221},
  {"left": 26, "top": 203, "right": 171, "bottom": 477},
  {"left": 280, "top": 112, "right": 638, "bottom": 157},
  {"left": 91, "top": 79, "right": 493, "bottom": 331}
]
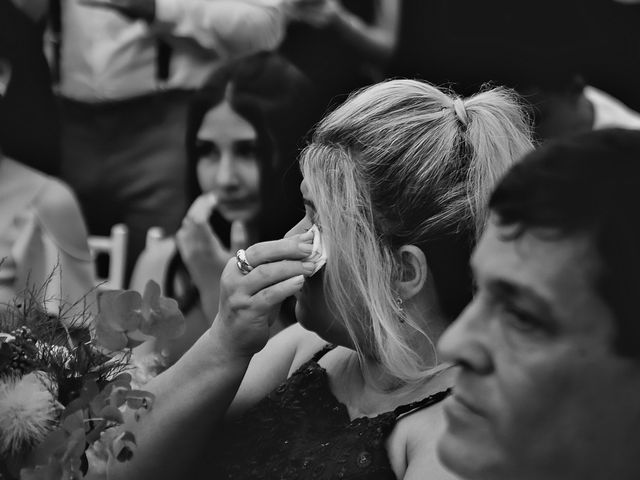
[
  {"left": 154, "top": 0, "right": 285, "bottom": 56},
  {"left": 106, "top": 324, "right": 251, "bottom": 480}
]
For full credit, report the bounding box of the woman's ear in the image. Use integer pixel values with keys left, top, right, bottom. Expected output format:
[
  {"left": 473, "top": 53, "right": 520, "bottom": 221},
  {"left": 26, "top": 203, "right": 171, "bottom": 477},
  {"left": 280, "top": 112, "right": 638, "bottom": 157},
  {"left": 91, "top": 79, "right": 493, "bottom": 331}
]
[{"left": 395, "top": 245, "right": 428, "bottom": 301}]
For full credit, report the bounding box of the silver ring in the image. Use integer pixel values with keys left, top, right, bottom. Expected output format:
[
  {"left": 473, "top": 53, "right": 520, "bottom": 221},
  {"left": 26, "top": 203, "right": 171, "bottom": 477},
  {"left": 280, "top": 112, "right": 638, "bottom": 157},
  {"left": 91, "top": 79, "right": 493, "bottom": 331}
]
[{"left": 235, "top": 249, "right": 253, "bottom": 275}]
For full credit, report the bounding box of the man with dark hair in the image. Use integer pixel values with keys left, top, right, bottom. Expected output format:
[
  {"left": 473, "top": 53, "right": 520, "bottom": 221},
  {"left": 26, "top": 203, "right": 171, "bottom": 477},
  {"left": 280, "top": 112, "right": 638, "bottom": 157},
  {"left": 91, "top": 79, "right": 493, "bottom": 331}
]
[{"left": 437, "top": 128, "right": 640, "bottom": 479}]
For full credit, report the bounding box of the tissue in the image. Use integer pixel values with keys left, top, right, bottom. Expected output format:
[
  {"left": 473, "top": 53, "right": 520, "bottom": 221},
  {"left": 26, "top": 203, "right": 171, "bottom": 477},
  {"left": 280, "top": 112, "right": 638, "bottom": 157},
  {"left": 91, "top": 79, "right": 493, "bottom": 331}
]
[{"left": 305, "top": 224, "right": 328, "bottom": 276}]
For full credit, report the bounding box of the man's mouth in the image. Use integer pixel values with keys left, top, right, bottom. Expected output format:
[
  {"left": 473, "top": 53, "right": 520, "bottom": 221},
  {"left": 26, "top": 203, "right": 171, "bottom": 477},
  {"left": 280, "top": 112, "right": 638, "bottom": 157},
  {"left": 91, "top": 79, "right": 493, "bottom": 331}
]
[{"left": 444, "top": 391, "right": 486, "bottom": 420}]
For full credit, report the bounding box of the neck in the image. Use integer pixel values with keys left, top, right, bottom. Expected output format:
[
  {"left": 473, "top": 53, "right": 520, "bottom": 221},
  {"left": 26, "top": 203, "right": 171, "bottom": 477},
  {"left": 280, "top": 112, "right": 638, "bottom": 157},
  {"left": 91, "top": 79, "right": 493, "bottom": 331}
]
[{"left": 332, "top": 349, "right": 455, "bottom": 418}]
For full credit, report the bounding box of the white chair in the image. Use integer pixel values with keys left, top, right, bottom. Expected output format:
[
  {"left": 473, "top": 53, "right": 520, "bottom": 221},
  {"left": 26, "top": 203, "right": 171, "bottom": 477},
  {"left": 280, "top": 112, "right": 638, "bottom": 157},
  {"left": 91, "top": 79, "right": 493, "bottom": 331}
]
[
  {"left": 145, "top": 226, "right": 165, "bottom": 249},
  {"left": 88, "top": 223, "right": 128, "bottom": 291}
]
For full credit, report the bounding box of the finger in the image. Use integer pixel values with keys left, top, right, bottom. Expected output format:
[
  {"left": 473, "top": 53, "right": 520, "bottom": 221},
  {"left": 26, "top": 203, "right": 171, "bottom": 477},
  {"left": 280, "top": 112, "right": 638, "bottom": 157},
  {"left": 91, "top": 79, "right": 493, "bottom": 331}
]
[
  {"left": 186, "top": 193, "right": 218, "bottom": 223},
  {"left": 240, "top": 260, "right": 315, "bottom": 296},
  {"left": 177, "top": 216, "right": 228, "bottom": 259},
  {"left": 230, "top": 220, "right": 249, "bottom": 253},
  {"left": 250, "top": 274, "right": 305, "bottom": 312},
  {"left": 244, "top": 230, "right": 314, "bottom": 266}
]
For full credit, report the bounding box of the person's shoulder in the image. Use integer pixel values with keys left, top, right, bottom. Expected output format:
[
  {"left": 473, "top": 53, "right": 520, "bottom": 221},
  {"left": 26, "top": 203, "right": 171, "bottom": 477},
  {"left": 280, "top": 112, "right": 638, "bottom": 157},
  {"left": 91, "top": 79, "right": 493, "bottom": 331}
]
[
  {"left": 257, "top": 322, "right": 327, "bottom": 376},
  {"left": 36, "top": 175, "right": 83, "bottom": 215},
  {"left": 388, "top": 397, "right": 456, "bottom": 479}
]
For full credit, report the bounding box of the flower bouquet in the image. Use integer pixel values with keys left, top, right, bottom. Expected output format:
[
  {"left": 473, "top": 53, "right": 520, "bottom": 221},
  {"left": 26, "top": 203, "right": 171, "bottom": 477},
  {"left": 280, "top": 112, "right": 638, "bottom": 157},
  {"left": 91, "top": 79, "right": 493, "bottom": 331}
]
[{"left": 0, "top": 279, "right": 185, "bottom": 480}]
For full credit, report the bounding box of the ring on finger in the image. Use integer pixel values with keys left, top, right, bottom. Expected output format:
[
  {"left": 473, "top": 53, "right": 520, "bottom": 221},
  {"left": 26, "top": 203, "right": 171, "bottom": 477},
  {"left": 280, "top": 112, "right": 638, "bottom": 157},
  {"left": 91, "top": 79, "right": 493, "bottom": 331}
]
[{"left": 236, "top": 248, "right": 254, "bottom": 275}]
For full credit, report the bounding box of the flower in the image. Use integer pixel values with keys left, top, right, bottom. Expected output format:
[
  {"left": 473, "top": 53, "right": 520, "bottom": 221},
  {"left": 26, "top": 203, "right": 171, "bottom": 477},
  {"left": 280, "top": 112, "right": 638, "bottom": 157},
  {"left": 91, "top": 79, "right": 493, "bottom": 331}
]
[
  {"left": 0, "top": 372, "right": 57, "bottom": 457},
  {"left": 0, "top": 278, "right": 183, "bottom": 479}
]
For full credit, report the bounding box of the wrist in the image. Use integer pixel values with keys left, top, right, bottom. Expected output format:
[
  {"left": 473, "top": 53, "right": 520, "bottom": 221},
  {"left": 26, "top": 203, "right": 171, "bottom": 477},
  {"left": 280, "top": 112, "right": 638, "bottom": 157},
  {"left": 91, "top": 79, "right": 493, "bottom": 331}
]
[{"left": 206, "top": 317, "right": 257, "bottom": 364}]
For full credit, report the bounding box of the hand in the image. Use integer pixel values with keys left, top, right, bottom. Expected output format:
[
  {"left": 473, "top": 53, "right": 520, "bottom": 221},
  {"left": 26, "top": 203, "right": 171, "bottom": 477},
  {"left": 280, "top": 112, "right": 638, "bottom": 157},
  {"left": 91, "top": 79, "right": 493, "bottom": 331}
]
[
  {"left": 212, "top": 230, "right": 316, "bottom": 358},
  {"left": 79, "top": 0, "right": 155, "bottom": 22},
  {"left": 284, "top": 0, "right": 341, "bottom": 28},
  {"left": 176, "top": 194, "right": 248, "bottom": 318}
]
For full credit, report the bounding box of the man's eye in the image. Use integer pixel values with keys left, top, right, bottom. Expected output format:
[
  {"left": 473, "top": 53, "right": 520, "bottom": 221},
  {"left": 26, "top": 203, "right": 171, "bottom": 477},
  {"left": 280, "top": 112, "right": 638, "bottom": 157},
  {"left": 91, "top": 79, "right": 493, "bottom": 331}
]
[{"left": 501, "top": 305, "right": 545, "bottom": 333}]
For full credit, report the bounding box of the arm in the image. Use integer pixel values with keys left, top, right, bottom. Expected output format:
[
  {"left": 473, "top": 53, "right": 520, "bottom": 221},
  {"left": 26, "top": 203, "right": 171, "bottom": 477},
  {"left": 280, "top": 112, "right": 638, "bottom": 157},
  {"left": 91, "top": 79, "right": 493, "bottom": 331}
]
[
  {"left": 105, "top": 322, "right": 254, "bottom": 480},
  {"left": 226, "top": 322, "right": 326, "bottom": 418},
  {"left": 154, "top": 0, "right": 286, "bottom": 55},
  {"left": 103, "top": 232, "right": 316, "bottom": 480},
  {"left": 289, "top": 0, "right": 401, "bottom": 64},
  {"left": 30, "top": 178, "right": 97, "bottom": 319},
  {"left": 83, "top": 0, "right": 286, "bottom": 56}
]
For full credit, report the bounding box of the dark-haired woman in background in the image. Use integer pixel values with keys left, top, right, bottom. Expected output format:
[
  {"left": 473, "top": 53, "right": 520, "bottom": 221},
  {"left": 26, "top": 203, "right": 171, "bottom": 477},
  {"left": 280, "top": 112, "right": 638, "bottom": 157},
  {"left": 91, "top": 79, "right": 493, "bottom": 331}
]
[{"left": 131, "top": 53, "right": 312, "bottom": 365}]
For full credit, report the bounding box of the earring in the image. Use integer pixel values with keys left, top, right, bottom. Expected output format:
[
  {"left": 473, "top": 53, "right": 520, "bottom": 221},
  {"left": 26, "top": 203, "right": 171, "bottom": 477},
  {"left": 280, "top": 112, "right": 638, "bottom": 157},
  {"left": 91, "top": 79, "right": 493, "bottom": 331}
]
[{"left": 395, "top": 297, "right": 405, "bottom": 323}]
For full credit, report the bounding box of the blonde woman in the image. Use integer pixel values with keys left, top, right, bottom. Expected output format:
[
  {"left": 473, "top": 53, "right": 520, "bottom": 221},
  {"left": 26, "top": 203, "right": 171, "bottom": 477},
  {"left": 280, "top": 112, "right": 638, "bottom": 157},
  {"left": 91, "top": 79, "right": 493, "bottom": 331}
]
[{"left": 105, "top": 80, "right": 533, "bottom": 480}]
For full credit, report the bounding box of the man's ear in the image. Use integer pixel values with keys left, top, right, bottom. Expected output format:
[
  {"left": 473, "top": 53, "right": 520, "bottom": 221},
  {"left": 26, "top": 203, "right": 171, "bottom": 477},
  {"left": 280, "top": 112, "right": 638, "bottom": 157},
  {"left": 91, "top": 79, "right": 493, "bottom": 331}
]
[
  {"left": 0, "top": 59, "right": 12, "bottom": 97},
  {"left": 396, "top": 245, "right": 428, "bottom": 301}
]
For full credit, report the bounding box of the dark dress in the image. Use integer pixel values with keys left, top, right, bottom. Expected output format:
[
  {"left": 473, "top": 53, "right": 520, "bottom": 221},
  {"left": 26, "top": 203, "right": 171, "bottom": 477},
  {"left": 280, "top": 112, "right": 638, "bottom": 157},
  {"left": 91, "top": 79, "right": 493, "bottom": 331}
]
[{"left": 205, "top": 345, "right": 451, "bottom": 479}]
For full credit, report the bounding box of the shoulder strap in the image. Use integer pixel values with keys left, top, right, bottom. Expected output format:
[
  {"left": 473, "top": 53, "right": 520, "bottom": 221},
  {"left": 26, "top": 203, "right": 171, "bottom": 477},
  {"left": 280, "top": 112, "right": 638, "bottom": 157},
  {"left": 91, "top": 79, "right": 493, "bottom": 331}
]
[
  {"left": 393, "top": 388, "right": 452, "bottom": 419},
  {"left": 311, "top": 343, "right": 337, "bottom": 363},
  {"left": 156, "top": 39, "right": 172, "bottom": 84}
]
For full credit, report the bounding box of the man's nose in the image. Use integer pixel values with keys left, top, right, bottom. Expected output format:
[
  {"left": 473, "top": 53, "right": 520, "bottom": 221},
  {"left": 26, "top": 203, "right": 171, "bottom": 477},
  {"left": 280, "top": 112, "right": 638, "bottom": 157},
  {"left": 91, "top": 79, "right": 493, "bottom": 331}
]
[{"left": 438, "top": 300, "right": 493, "bottom": 374}]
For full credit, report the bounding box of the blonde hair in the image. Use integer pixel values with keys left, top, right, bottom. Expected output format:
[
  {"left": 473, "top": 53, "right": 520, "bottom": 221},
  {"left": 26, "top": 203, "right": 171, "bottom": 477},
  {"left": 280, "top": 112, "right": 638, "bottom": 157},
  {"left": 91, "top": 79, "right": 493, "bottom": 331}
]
[{"left": 300, "top": 79, "right": 533, "bottom": 384}]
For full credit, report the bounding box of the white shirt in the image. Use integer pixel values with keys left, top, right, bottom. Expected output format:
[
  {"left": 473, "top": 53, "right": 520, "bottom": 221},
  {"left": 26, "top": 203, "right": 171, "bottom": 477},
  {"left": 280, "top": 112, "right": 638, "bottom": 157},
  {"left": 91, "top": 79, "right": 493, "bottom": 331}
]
[
  {"left": 585, "top": 85, "right": 640, "bottom": 130},
  {"left": 58, "top": 0, "right": 286, "bottom": 101}
]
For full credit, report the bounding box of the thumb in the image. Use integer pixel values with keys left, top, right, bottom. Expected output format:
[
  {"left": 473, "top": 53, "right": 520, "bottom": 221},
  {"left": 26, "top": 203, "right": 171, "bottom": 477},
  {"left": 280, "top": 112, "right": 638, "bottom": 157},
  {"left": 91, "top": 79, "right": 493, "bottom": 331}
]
[{"left": 230, "top": 220, "right": 249, "bottom": 253}]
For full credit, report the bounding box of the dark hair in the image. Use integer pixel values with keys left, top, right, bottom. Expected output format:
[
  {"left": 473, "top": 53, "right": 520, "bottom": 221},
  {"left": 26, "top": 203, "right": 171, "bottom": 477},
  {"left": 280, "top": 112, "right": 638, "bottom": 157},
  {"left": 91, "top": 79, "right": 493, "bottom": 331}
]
[
  {"left": 489, "top": 128, "right": 640, "bottom": 357},
  {"left": 167, "top": 53, "right": 311, "bottom": 312}
]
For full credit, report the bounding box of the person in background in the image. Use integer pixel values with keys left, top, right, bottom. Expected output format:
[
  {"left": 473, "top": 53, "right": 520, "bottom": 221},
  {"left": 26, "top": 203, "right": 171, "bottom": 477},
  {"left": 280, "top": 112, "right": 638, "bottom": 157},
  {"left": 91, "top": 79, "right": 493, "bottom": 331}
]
[
  {"left": 280, "top": 0, "right": 401, "bottom": 120},
  {"left": 0, "top": 36, "right": 95, "bottom": 321},
  {"left": 130, "top": 53, "right": 311, "bottom": 365},
  {"left": 437, "top": 128, "right": 640, "bottom": 480},
  {"left": 0, "top": 0, "right": 60, "bottom": 175},
  {"left": 104, "top": 79, "right": 532, "bottom": 480},
  {"left": 52, "top": 0, "right": 294, "bottom": 283},
  {"left": 518, "top": 73, "right": 640, "bottom": 142}
]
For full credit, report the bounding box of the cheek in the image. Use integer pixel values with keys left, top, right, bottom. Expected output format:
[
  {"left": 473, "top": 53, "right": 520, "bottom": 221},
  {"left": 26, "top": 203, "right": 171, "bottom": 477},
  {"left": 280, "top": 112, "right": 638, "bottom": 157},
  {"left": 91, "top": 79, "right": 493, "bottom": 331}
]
[
  {"left": 238, "top": 161, "right": 260, "bottom": 194},
  {"left": 285, "top": 218, "right": 309, "bottom": 238},
  {"left": 197, "top": 161, "right": 218, "bottom": 192}
]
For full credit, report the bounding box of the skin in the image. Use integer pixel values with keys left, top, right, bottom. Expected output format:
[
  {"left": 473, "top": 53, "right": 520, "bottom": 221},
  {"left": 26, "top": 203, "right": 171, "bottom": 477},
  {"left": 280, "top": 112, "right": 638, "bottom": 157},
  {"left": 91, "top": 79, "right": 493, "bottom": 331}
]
[
  {"left": 250, "top": 179, "right": 458, "bottom": 479},
  {"left": 134, "top": 101, "right": 261, "bottom": 363},
  {"left": 437, "top": 218, "right": 640, "bottom": 480},
  {"left": 286, "top": 0, "right": 401, "bottom": 64},
  {"left": 195, "top": 100, "right": 261, "bottom": 224},
  {"left": 179, "top": 100, "right": 260, "bottom": 317},
  {"left": 109, "top": 175, "right": 457, "bottom": 480}
]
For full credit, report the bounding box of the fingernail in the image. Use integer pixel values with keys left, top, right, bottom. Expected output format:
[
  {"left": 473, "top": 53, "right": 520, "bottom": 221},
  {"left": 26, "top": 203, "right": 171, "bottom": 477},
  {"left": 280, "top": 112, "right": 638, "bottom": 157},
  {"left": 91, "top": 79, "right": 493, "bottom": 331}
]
[
  {"left": 299, "top": 243, "right": 313, "bottom": 254},
  {"left": 302, "top": 261, "right": 315, "bottom": 273}
]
